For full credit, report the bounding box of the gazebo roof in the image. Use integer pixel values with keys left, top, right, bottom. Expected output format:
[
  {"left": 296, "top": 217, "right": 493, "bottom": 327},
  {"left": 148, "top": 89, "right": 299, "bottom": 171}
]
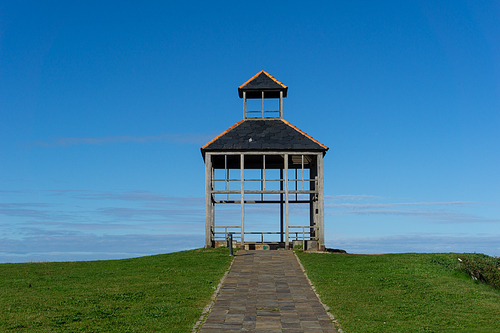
[
  {"left": 201, "top": 118, "right": 328, "bottom": 157},
  {"left": 238, "top": 70, "right": 288, "bottom": 99}
]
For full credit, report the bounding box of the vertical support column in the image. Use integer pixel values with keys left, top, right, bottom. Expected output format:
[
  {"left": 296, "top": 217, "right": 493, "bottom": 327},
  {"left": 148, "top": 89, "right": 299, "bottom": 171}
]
[
  {"left": 225, "top": 155, "right": 228, "bottom": 201},
  {"left": 262, "top": 155, "right": 266, "bottom": 191},
  {"left": 309, "top": 157, "right": 317, "bottom": 231},
  {"left": 301, "top": 155, "right": 304, "bottom": 190},
  {"left": 280, "top": 168, "right": 284, "bottom": 244},
  {"left": 261, "top": 155, "right": 265, "bottom": 202},
  {"left": 205, "top": 153, "right": 213, "bottom": 248},
  {"left": 279, "top": 90, "right": 283, "bottom": 118},
  {"left": 243, "top": 91, "right": 247, "bottom": 119},
  {"left": 284, "top": 153, "right": 289, "bottom": 249},
  {"left": 240, "top": 153, "right": 245, "bottom": 248},
  {"left": 317, "top": 153, "right": 325, "bottom": 251},
  {"left": 261, "top": 91, "right": 265, "bottom": 118}
]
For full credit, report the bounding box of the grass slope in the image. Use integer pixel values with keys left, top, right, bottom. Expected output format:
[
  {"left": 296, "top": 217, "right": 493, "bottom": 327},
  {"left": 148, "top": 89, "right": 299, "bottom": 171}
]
[
  {"left": 1, "top": 248, "right": 233, "bottom": 332},
  {"left": 297, "top": 252, "right": 500, "bottom": 332}
]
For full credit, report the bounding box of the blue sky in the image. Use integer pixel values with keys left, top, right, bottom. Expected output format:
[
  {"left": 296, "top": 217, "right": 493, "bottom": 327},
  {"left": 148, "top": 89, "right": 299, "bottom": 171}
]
[{"left": 1, "top": 1, "right": 499, "bottom": 262}]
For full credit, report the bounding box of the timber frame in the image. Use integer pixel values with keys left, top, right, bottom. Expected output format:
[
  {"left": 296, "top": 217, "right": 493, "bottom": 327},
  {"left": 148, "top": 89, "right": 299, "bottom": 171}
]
[{"left": 201, "top": 71, "right": 328, "bottom": 250}]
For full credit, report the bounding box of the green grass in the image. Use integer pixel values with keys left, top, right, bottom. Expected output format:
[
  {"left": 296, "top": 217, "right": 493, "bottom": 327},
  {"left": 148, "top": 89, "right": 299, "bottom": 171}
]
[
  {"left": 297, "top": 252, "right": 500, "bottom": 332},
  {"left": 3, "top": 249, "right": 499, "bottom": 332},
  {"left": 0, "top": 248, "right": 233, "bottom": 332}
]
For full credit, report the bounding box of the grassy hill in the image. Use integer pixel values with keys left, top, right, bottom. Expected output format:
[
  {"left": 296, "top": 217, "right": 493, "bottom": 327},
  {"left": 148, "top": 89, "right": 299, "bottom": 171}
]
[
  {"left": 297, "top": 252, "right": 500, "bottom": 332},
  {"left": 0, "top": 248, "right": 232, "bottom": 332},
  {"left": 2, "top": 249, "right": 499, "bottom": 332}
]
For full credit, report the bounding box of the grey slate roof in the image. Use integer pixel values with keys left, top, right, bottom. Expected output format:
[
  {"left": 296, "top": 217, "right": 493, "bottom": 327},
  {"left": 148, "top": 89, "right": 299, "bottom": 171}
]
[
  {"left": 238, "top": 70, "right": 288, "bottom": 98},
  {"left": 201, "top": 119, "right": 328, "bottom": 155}
]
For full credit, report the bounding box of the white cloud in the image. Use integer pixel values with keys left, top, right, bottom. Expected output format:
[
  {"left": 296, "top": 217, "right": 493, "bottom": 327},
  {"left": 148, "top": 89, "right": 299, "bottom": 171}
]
[
  {"left": 331, "top": 209, "right": 500, "bottom": 224},
  {"left": 324, "top": 196, "right": 498, "bottom": 224},
  {"left": 0, "top": 233, "right": 205, "bottom": 263},
  {"left": 28, "top": 133, "right": 217, "bottom": 147},
  {"left": 325, "top": 194, "right": 383, "bottom": 201},
  {"left": 326, "top": 201, "right": 478, "bottom": 209},
  {"left": 2, "top": 189, "right": 499, "bottom": 262},
  {"left": 326, "top": 234, "right": 500, "bottom": 256}
]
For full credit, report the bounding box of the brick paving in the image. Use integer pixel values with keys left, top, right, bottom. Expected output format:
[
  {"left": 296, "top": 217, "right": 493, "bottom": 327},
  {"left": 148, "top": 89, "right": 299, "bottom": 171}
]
[{"left": 198, "top": 250, "right": 337, "bottom": 333}]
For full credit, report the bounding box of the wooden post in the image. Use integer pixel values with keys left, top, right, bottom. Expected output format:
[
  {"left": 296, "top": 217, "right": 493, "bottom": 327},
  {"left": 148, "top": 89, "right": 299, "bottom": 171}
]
[
  {"left": 317, "top": 153, "right": 325, "bottom": 250},
  {"left": 280, "top": 168, "right": 284, "bottom": 244},
  {"left": 280, "top": 90, "right": 283, "bottom": 118},
  {"left": 261, "top": 91, "right": 264, "bottom": 118},
  {"left": 240, "top": 153, "right": 245, "bottom": 248},
  {"left": 309, "top": 157, "right": 317, "bottom": 236},
  {"left": 243, "top": 91, "right": 247, "bottom": 119},
  {"left": 225, "top": 154, "right": 228, "bottom": 201},
  {"left": 205, "top": 153, "right": 213, "bottom": 247},
  {"left": 284, "top": 153, "right": 289, "bottom": 249}
]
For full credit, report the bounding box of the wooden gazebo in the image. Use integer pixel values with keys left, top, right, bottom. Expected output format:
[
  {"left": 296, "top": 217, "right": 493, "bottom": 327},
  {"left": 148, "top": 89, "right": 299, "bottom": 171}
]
[{"left": 201, "top": 71, "right": 328, "bottom": 250}]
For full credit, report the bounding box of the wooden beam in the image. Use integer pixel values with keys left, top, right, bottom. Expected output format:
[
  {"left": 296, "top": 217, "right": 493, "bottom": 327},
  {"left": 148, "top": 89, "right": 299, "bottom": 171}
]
[
  {"left": 317, "top": 153, "right": 325, "bottom": 250},
  {"left": 284, "top": 153, "right": 289, "bottom": 249},
  {"left": 261, "top": 91, "right": 264, "bottom": 118},
  {"left": 310, "top": 156, "right": 317, "bottom": 241},
  {"left": 280, "top": 90, "right": 283, "bottom": 118},
  {"left": 240, "top": 153, "right": 245, "bottom": 248},
  {"left": 212, "top": 190, "right": 318, "bottom": 194},
  {"left": 206, "top": 151, "right": 323, "bottom": 156},
  {"left": 243, "top": 91, "right": 247, "bottom": 119},
  {"left": 214, "top": 200, "right": 310, "bottom": 204},
  {"left": 205, "top": 153, "right": 213, "bottom": 247},
  {"left": 280, "top": 168, "right": 283, "bottom": 244}
]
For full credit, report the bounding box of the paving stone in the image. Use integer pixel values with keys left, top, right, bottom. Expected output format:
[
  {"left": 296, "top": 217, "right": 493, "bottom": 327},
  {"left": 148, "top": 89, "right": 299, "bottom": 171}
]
[
  {"left": 301, "top": 321, "right": 323, "bottom": 328},
  {"left": 202, "top": 322, "right": 223, "bottom": 328},
  {"left": 282, "top": 322, "right": 302, "bottom": 329},
  {"left": 199, "top": 328, "right": 221, "bottom": 333},
  {"left": 198, "top": 250, "right": 337, "bottom": 333}
]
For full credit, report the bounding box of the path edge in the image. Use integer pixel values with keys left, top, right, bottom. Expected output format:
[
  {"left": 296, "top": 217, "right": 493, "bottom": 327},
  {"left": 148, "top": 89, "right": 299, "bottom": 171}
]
[
  {"left": 293, "top": 250, "right": 344, "bottom": 333},
  {"left": 192, "top": 253, "right": 237, "bottom": 332}
]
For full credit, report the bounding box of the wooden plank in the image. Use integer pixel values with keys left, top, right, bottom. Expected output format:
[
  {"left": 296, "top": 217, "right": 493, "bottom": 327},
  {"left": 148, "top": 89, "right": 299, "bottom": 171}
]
[
  {"left": 214, "top": 200, "right": 310, "bottom": 204},
  {"left": 263, "top": 155, "right": 266, "bottom": 191},
  {"left": 280, "top": 90, "right": 283, "bottom": 118},
  {"left": 206, "top": 151, "right": 324, "bottom": 156},
  {"left": 205, "top": 153, "right": 212, "bottom": 247},
  {"left": 225, "top": 155, "right": 228, "bottom": 201},
  {"left": 280, "top": 168, "right": 284, "bottom": 244},
  {"left": 309, "top": 155, "right": 317, "bottom": 240},
  {"left": 261, "top": 91, "right": 264, "bottom": 118},
  {"left": 213, "top": 178, "right": 316, "bottom": 182},
  {"left": 240, "top": 153, "right": 245, "bottom": 247},
  {"left": 284, "top": 153, "right": 289, "bottom": 249},
  {"left": 243, "top": 91, "right": 247, "bottom": 119},
  {"left": 212, "top": 190, "right": 318, "bottom": 194},
  {"left": 317, "top": 153, "right": 325, "bottom": 250},
  {"left": 302, "top": 155, "right": 304, "bottom": 190}
]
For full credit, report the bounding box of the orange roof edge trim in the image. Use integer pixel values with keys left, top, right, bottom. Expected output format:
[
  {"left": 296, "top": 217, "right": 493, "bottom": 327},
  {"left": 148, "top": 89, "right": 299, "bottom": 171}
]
[
  {"left": 281, "top": 119, "right": 329, "bottom": 150},
  {"left": 201, "top": 120, "right": 245, "bottom": 150},
  {"left": 238, "top": 70, "right": 288, "bottom": 90}
]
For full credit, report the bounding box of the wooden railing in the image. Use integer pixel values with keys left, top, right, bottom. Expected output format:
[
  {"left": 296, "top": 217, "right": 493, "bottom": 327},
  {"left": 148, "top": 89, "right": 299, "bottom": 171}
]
[
  {"left": 211, "top": 226, "right": 241, "bottom": 245},
  {"left": 212, "top": 225, "right": 319, "bottom": 249},
  {"left": 288, "top": 225, "right": 319, "bottom": 249}
]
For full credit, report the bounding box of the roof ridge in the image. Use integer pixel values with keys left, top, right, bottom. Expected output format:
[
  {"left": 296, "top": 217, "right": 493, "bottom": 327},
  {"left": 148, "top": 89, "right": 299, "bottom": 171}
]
[
  {"left": 280, "top": 119, "right": 329, "bottom": 150},
  {"left": 238, "top": 70, "right": 288, "bottom": 90},
  {"left": 200, "top": 120, "right": 245, "bottom": 149}
]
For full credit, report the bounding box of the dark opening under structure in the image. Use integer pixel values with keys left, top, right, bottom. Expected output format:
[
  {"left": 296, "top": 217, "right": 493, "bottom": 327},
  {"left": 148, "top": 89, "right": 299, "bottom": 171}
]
[{"left": 201, "top": 71, "right": 328, "bottom": 250}]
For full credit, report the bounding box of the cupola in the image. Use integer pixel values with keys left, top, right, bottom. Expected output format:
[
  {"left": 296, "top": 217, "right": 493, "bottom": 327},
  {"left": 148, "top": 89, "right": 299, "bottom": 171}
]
[{"left": 238, "top": 70, "right": 288, "bottom": 119}]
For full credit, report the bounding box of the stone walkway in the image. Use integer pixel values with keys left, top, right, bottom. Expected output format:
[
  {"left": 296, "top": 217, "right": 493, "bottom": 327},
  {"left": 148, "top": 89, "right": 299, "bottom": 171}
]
[{"left": 198, "top": 250, "right": 338, "bottom": 333}]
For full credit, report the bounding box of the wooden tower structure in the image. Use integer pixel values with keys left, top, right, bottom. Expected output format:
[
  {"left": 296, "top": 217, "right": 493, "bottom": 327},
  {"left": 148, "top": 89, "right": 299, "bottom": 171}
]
[{"left": 201, "top": 71, "right": 328, "bottom": 250}]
